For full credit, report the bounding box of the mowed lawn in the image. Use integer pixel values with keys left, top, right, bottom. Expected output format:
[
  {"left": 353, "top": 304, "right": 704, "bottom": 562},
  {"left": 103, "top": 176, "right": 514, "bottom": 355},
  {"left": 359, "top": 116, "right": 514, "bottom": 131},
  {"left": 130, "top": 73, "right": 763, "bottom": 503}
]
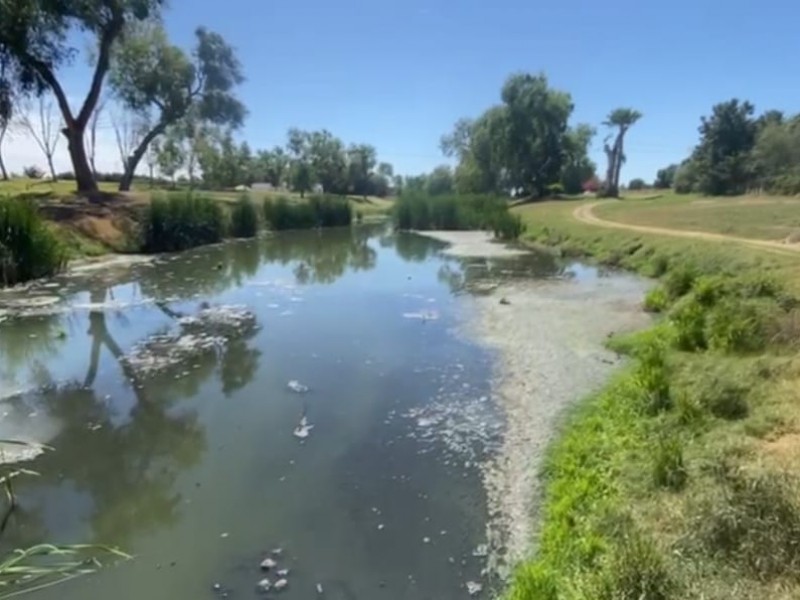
[{"left": 594, "top": 192, "right": 800, "bottom": 241}]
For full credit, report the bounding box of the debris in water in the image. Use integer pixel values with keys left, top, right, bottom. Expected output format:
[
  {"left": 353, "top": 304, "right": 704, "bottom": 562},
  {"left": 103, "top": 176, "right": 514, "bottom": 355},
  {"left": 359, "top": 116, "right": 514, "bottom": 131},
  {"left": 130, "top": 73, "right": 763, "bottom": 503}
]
[
  {"left": 293, "top": 414, "right": 314, "bottom": 439},
  {"left": 257, "top": 578, "right": 271, "bottom": 593},
  {"left": 423, "top": 537, "right": 431, "bottom": 544},
  {"left": 220, "top": 532, "right": 229, "bottom": 539},
  {"left": 499, "top": 297, "right": 511, "bottom": 305},
  {"left": 402, "top": 310, "right": 439, "bottom": 321},
  {"left": 271, "top": 548, "right": 283, "bottom": 556},
  {"left": 287, "top": 380, "right": 309, "bottom": 393},
  {"left": 212, "top": 583, "right": 222, "bottom": 592},
  {"left": 377, "top": 524, "right": 385, "bottom": 530},
  {"left": 277, "top": 568, "right": 290, "bottom": 577},
  {"left": 316, "top": 583, "right": 324, "bottom": 594},
  {"left": 273, "top": 578, "right": 288, "bottom": 591},
  {"left": 472, "top": 544, "right": 489, "bottom": 557},
  {"left": 260, "top": 558, "right": 277, "bottom": 570},
  {"left": 466, "top": 581, "right": 483, "bottom": 596}
]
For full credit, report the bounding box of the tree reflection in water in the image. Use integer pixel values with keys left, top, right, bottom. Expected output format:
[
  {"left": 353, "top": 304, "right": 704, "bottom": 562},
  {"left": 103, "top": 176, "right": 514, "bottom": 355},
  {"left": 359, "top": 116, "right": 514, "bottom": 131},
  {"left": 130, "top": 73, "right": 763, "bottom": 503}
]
[{"left": 0, "top": 286, "right": 261, "bottom": 553}]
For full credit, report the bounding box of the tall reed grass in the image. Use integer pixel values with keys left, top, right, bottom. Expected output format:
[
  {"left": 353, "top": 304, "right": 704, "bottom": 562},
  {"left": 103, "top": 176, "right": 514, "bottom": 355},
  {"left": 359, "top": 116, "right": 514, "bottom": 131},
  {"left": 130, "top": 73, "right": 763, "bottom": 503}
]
[
  {"left": 393, "top": 194, "right": 525, "bottom": 240},
  {"left": 141, "top": 192, "right": 225, "bottom": 252},
  {"left": 263, "top": 195, "right": 352, "bottom": 230},
  {"left": 0, "top": 198, "right": 66, "bottom": 286},
  {"left": 229, "top": 194, "right": 259, "bottom": 238}
]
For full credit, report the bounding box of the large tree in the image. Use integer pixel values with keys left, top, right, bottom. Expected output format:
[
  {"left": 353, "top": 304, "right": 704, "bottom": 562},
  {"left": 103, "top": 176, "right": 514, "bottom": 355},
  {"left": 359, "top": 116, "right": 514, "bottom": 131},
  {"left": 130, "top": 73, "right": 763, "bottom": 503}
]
[
  {"left": 109, "top": 24, "right": 245, "bottom": 191},
  {"left": 347, "top": 144, "right": 377, "bottom": 198},
  {"left": 0, "top": 0, "right": 165, "bottom": 192},
  {"left": 307, "top": 130, "right": 347, "bottom": 194},
  {"left": 17, "top": 96, "right": 61, "bottom": 180},
  {"left": 691, "top": 99, "right": 757, "bottom": 195},
  {"left": 601, "top": 108, "right": 642, "bottom": 197},
  {"left": 560, "top": 124, "right": 596, "bottom": 194},
  {"left": 0, "top": 73, "right": 12, "bottom": 180}
]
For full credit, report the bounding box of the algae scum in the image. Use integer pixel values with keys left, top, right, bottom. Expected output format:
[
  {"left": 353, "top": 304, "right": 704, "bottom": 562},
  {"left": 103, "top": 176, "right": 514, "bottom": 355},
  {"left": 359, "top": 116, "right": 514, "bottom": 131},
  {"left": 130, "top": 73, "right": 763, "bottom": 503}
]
[{"left": 0, "top": 226, "right": 640, "bottom": 599}]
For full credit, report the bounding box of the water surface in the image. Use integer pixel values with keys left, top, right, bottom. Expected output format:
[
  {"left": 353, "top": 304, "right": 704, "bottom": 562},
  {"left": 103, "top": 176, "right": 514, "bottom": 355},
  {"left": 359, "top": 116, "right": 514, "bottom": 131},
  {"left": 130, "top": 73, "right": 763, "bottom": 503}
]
[{"left": 0, "top": 227, "right": 575, "bottom": 599}]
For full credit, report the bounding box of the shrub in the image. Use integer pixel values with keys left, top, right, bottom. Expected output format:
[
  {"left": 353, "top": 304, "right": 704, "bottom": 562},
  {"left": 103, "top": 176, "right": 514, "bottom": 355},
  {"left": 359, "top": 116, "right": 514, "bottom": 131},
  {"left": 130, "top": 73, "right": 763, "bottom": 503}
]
[
  {"left": 0, "top": 198, "right": 66, "bottom": 285},
  {"left": 691, "top": 275, "right": 727, "bottom": 306},
  {"left": 706, "top": 299, "right": 772, "bottom": 353},
  {"left": 628, "top": 178, "right": 647, "bottom": 191},
  {"left": 492, "top": 212, "right": 526, "bottom": 241},
  {"left": 652, "top": 435, "right": 688, "bottom": 490},
  {"left": 590, "top": 530, "right": 674, "bottom": 600},
  {"left": 141, "top": 192, "right": 225, "bottom": 252},
  {"left": 633, "top": 341, "right": 671, "bottom": 414},
  {"left": 689, "top": 471, "right": 800, "bottom": 580},
  {"left": 669, "top": 296, "right": 707, "bottom": 351},
  {"left": 646, "top": 254, "right": 670, "bottom": 278},
  {"left": 663, "top": 263, "right": 697, "bottom": 299},
  {"left": 643, "top": 287, "right": 669, "bottom": 312},
  {"left": 229, "top": 194, "right": 259, "bottom": 238}
]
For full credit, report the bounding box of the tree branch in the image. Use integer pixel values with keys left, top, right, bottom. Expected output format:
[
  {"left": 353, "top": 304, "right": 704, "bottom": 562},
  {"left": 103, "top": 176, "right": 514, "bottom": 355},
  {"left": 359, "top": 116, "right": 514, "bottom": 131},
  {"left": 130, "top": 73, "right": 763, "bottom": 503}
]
[
  {"left": 20, "top": 56, "right": 74, "bottom": 127},
  {"left": 77, "top": 13, "right": 125, "bottom": 128}
]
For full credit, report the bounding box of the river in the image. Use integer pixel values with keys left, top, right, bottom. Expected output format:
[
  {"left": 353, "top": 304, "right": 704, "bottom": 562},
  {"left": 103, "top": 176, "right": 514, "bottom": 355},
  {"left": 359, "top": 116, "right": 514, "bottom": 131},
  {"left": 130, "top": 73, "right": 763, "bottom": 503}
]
[{"left": 0, "top": 225, "right": 646, "bottom": 599}]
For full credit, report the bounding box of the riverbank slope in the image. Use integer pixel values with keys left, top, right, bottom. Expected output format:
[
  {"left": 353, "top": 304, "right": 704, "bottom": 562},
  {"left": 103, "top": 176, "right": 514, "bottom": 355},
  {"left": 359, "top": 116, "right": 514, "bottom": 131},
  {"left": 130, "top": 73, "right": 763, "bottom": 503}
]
[{"left": 505, "top": 197, "right": 800, "bottom": 599}]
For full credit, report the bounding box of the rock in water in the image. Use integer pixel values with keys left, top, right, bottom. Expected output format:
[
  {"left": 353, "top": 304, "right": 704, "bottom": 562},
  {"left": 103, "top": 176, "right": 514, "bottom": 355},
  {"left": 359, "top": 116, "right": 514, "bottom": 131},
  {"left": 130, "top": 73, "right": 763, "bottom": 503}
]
[
  {"left": 466, "top": 581, "right": 483, "bottom": 596},
  {"left": 274, "top": 578, "right": 289, "bottom": 591},
  {"left": 257, "top": 578, "right": 271, "bottom": 593},
  {"left": 260, "top": 557, "right": 277, "bottom": 570}
]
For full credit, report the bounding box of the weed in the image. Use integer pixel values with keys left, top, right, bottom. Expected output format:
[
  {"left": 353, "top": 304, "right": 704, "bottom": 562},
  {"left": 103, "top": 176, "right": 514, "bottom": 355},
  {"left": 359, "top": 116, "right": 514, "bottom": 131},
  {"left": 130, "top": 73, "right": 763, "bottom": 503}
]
[
  {"left": 652, "top": 434, "right": 688, "bottom": 490},
  {"left": 663, "top": 263, "right": 697, "bottom": 299},
  {"left": 634, "top": 341, "right": 671, "bottom": 414},
  {"left": 675, "top": 392, "right": 705, "bottom": 427},
  {"left": 264, "top": 195, "right": 351, "bottom": 230},
  {"left": 0, "top": 198, "right": 66, "bottom": 286},
  {"left": 644, "top": 286, "right": 669, "bottom": 312},
  {"left": 669, "top": 296, "right": 707, "bottom": 351},
  {"left": 706, "top": 299, "right": 773, "bottom": 354},
  {"left": 689, "top": 470, "right": 800, "bottom": 580},
  {"left": 229, "top": 194, "right": 259, "bottom": 238},
  {"left": 698, "top": 378, "right": 749, "bottom": 420}
]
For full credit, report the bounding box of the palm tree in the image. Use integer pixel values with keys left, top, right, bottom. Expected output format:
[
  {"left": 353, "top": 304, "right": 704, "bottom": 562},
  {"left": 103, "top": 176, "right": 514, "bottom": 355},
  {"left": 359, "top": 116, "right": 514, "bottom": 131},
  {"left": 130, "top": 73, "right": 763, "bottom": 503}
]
[{"left": 602, "top": 108, "right": 642, "bottom": 197}]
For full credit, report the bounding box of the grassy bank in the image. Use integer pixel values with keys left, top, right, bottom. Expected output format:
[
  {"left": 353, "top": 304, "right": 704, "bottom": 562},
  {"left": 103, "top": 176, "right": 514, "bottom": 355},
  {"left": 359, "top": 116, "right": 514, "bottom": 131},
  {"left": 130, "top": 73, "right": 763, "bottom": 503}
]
[
  {"left": 507, "top": 198, "right": 800, "bottom": 599},
  {"left": 394, "top": 193, "right": 525, "bottom": 240}
]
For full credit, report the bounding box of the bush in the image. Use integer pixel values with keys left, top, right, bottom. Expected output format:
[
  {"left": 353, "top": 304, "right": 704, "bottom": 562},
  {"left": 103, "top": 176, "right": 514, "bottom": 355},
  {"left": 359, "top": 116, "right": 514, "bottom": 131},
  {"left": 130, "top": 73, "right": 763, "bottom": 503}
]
[
  {"left": 669, "top": 296, "right": 707, "bottom": 351},
  {"left": 663, "top": 263, "right": 697, "bottom": 299},
  {"left": 706, "top": 299, "right": 772, "bottom": 353},
  {"left": 652, "top": 435, "right": 688, "bottom": 490},
  {"left": 141, "top": 192, "right": 225, "bottom": 252},
  {"left": 689, "top": 471, "right": 800, "bottom": 580},
  {"left": 590, "top": 530, "right": 674, "bottom": 600},
  {"left": 0, "top": 198, "right": 66, "bottom": 285},
  {"left": 643, "top": 287, "right": 669, "bottom": 312},
  {"left": 628, "top": 178, "right": 647, "bottom": 191},
  {"left": 263, "top": 195, "right": 351, "bottom": 231},
  {"left": 229, "top": 194, "right": 259, "bottom": 238}
]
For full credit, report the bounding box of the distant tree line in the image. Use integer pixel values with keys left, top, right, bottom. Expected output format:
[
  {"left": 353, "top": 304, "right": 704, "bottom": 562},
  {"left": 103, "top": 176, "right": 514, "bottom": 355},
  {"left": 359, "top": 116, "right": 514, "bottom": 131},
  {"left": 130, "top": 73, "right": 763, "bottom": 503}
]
[{"left": 655, "top": 100, "right": 800, "bottom": 195}]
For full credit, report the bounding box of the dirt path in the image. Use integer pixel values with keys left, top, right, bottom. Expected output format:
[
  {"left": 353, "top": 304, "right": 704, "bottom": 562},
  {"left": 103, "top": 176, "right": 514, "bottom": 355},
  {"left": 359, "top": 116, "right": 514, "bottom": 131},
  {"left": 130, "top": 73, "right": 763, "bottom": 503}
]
[{"left": 572, "top": 201, "right": 800, "bottom": 256}]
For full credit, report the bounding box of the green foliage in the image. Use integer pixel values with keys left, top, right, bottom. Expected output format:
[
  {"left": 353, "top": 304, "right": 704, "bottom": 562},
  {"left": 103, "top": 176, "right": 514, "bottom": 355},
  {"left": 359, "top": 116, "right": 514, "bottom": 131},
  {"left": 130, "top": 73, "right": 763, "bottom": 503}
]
[
  {"left": 426, "top": 165, "right": 454, "bottom": 196},
  {"left": 393, "top": 194, "right": 524, "bottom": 240},
  {"left": 675, "top": 392, "right": 705, "bottom": 427},
  {"left": 560, "top": 123, "right": 597, "bottom": 195},
  {"left": 697, "top": 377, "right": 749, "bottom": 420},
  {"left": 628, "top": 178, "right": 646, "bottom": 190},
  {"left": 643, "top": 286, "right": 669, "bottom": 312},
  {"left": 0, "top": 198, "right": 66, "bottom": 285},
  {"left": 141, "top": 192, "right": 225, "bottom": 252},
  {"left": 670, "top": 296, "right": 707, "bottom": 351},
  {"left": 663, "top": 263, "right": 697, "bottom": 299},
  {"left": 601, "top": 108, "right": 643, "bottom": 197},
  {"left": 263, "top": 195, "right": 351, "bottom": 231},
  {"left": 229, "top": 194, "right": 258, "bottom": 238},
  {"left": 706, "top": 299, "right": 772, "bottom": 353},
  {"left": 652, "top": 435, "right": 688, "bottom": 490},
  {"left": 654, "top": 164, "right": 678, "bottom": 189},
  {"left": 688, "top": 471, "right": 800, "bottom": 580},
  {"left": 633, "top": 341, "right": 671, "bottom": 414}
]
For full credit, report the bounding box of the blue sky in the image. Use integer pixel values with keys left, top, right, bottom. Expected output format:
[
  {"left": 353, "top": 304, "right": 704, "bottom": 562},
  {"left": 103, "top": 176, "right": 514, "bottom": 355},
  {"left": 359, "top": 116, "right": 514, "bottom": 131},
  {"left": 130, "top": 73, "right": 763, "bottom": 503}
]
[{"left": 9, "top": 0, "right": 800, "bottom": 183}]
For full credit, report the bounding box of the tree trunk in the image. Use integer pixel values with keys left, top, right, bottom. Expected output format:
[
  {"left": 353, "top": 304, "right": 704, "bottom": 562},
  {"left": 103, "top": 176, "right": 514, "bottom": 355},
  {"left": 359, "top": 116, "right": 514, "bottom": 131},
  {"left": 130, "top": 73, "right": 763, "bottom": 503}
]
[
  {"left": 46, "top": 155, "right": 57, "bottom": 182},
  {"left": 119, "top": 122, "right": 167, "bottom": 192},
  {"left": 65, "top": 127, "right": 97, "bottom": 193}
]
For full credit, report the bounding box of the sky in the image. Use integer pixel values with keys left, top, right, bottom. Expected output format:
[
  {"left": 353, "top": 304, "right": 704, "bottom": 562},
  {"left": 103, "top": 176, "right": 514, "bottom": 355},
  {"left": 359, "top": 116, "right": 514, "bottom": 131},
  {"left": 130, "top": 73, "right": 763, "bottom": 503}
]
[{"left": 5, "top": 0, "right": 800, "bottom": 184}]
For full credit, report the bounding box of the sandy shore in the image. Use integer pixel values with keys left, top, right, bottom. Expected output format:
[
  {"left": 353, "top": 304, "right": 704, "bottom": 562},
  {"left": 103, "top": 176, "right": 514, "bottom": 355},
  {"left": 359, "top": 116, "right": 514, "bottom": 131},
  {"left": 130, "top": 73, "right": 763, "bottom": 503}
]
[{"left": 426, "top": 231, "right": 651, "bottom": 576}]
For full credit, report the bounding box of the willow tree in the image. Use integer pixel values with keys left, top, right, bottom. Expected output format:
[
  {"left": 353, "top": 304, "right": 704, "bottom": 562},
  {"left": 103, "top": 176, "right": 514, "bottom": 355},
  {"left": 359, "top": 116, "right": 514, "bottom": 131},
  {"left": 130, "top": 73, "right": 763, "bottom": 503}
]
[
  {"left": 0, "top": 0, "right": 166, "bottom": 192},
  {"left": 602, "top": 108, "right": 642, "bottom": 197},
  {"left": 109, "top": 25, "right": 245, "bottom": 191}
]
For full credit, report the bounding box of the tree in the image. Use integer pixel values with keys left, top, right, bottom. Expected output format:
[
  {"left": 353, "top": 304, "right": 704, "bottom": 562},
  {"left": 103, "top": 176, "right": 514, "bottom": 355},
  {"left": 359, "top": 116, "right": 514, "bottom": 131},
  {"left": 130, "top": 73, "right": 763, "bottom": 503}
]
[
  {"left": 601, "top": 108, "right": 642, "bottom": 198},
  {"left": 561, "top": 124, "right": 596, "bottom": 194},
  {"left": 144, "top": 137, "right": 159, "bottom": 188},
  {"left": 108, "top": 23, "right": 245, "bottom": 191},
  {"left": 86, "top": 98, "right": 107, "bottom": 177},
  {"left": 628, "top": 178, "right": 646, "bottom": 190},
  {"left": 0, "top": 73, "right": 12, "bottom": 180},
  {"left": 307, "top": 130, "right": 347, "bottom": 194},
  {"left": 752, "top": 115, "right": 800, "bottom": 194},
  {"left": 426, "top": 165, "right": 454, "bottom": 196},
  {"left": 111, "top": 108, "right": 148, "bottom": 175},
  {"left": 17, "top": 96, "right": 61, "bottom": 180},
  {"left": 0, "top": 0, "right": 166, "bottom": 192},
  {"left": 347, "top": 144, "right": 377, "bottom": 198},
  {"left": 654, "top": 164, "right": 678, "bottom": 189},
  {"left": 285, "top": 128, "right": 314, "bottom": 197},
  {"left": 156, "top": 130, "right": 184, "bottom": 187},
  {"left": 253, "top": 147, "right": 289, "bottom": 187},
  {"left": 691, "top": 100, "right": 756, "bottom": 196},
  {"left": 291, "top": 162, "right": 313, "bottom": 198}
]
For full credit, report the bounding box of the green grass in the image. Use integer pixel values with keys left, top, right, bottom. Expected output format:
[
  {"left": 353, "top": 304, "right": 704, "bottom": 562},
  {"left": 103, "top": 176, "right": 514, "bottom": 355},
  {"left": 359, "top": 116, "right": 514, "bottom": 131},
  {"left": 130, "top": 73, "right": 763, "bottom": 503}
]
[
  {"left": 0, "top": 198, "right": 66, "bottom": 286},
  {"left": 596, "top": 192, "right": 800, "bottom": 241},
  {"left": 263, "top": 194, "right": 352, "bottom": 230},
  {"left": 506, "top": 197, "right": 800, "bottom": 599},
  {"left": 229, "top": 194, "right": 259, "bottom": 238}
]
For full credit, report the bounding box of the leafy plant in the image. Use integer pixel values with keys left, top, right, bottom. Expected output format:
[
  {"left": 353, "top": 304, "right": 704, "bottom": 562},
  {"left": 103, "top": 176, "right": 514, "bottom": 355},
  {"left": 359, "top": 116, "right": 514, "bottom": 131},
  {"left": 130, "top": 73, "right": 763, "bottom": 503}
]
[
  {"left": 141, "top": 192, "right": 225, "bottom": 252},
  {"left": 0, "top": 198, "right": 66, "bottom": 286}
]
